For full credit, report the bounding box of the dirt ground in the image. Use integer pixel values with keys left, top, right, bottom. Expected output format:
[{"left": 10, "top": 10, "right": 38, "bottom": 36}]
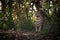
[{"left": 0, "top": 31, "right": 58, "bottom": 40}]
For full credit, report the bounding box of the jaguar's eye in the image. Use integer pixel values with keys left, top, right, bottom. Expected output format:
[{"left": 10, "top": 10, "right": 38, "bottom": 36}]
[{"left": 36, "top": 16, "right": 40, "bottom": 17}]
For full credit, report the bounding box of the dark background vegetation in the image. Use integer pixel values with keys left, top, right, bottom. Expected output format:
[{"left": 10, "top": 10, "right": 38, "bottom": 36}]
[{"left": 0, "top": 0, "right": 60, "bottom": 40}]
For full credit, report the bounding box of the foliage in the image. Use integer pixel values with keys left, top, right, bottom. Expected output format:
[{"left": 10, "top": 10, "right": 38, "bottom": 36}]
[
  {"left": 0, "top": 0, "right": 60, "bottom": 35},
  {"left": 20, "top": 18, "right": 34, "bottom": 31},
  {"left": 0, "top": 0, "right": 60, "bottom": 40}
]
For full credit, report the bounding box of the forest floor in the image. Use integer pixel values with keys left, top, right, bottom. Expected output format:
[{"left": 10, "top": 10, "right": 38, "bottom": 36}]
[{"left": 0, "top": 30, "right": 58, "bottom": 40}]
